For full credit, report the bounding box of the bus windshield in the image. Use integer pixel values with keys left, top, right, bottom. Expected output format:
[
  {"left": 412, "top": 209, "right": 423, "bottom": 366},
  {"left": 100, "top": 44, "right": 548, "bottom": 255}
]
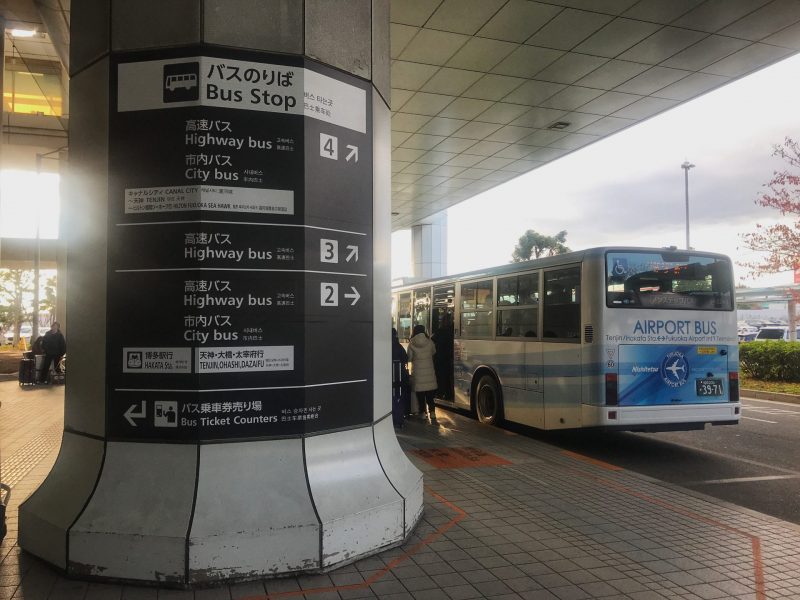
[{"left": 606, "top": 250, "right": 733, "bottom": 311}]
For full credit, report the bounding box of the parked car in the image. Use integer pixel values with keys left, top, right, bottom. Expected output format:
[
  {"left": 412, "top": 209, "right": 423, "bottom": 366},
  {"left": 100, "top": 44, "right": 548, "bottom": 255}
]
[
  {"left": 737, "top": 322, "right": 759, "bottom": 342},
  {"left": 754, "top": 326, "right": 800, "bottom": 341}
]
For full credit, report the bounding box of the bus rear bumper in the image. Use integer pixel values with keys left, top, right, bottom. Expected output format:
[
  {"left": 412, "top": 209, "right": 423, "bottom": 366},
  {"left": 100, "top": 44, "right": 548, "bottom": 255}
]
[{"left": 583, "top": 403, "right": 741, "bottom": 431}]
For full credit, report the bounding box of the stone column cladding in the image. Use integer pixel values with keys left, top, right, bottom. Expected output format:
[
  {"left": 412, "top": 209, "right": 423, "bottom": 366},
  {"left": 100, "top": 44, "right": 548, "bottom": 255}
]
[
  {"left": 412, "top": 212, "right": 448, "bottom": 280},
  {"left": 19, "top": 0, "right": 422, "bottom": 587}
]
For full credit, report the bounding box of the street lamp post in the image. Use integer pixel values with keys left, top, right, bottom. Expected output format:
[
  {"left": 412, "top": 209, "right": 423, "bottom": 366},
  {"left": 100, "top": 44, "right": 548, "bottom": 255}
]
[{"left": 681, "top": 161, "right": 695, "bottom": 250}]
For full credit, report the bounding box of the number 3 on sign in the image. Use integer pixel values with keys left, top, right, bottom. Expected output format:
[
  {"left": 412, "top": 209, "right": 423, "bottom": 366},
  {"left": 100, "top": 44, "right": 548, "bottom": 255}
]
[
  {"left": 321, "top": 282, "right": 338, "bottom": 306},
  {"left": 320, "top": 133, "right": 338, "bottom": 160},
  {"left": 320, "top": 239, "right": 338, "bottom": 263}
]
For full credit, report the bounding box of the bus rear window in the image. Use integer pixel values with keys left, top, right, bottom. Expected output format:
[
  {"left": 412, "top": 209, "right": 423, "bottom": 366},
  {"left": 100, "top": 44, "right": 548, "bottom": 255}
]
[{"left": 606, "top": 251, "right": 733, "bottom": 311}]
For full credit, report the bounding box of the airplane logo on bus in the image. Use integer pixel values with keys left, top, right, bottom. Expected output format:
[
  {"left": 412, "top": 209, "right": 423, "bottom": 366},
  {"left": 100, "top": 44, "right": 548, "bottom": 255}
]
[{"left": 660, "top": 351, "right": 688, "bottom": 388}]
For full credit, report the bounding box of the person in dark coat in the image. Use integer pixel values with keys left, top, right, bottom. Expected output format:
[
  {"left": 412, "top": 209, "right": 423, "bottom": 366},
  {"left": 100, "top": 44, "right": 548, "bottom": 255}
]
[
  {"left": 431, "top": 313, "right": 454, "bottom": 401},
  {"left": 40, "top": 322, "right": 66, "bottom": 383},
  {"left": 391, "top": 328, "right": 410, "bottom": 427}
]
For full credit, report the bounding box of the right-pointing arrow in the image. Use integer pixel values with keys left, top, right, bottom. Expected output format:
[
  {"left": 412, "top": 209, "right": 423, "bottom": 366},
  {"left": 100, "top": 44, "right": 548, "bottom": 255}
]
[{"left": 343, "top": 286, "right": 360, "bottom": 306}]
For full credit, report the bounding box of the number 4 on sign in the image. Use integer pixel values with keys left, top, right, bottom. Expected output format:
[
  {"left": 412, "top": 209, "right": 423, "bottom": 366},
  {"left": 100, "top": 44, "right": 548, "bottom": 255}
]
[{"left": 320, "top": 133, "right": 338, "bottom": 160}]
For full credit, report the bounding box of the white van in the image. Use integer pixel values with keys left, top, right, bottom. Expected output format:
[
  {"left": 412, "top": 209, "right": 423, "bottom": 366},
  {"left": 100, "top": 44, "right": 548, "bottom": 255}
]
[{"left": 755, "top": 326, "right": 800, "bottom": 341}]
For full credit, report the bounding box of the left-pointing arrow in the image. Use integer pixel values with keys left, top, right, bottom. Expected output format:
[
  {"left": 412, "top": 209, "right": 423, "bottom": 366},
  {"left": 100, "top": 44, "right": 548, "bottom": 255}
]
[
  {"left": 344, "top": 286, "right": 361, "bottom": 306},
  {"left": 124, "top": 401, "right": 146, "bottom": 427}
]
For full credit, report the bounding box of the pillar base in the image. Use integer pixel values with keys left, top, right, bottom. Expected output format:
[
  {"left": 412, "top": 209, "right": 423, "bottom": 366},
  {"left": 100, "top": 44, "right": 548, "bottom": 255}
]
[{"left": 20, "top": 417, "right": 422, "bottom": 586}]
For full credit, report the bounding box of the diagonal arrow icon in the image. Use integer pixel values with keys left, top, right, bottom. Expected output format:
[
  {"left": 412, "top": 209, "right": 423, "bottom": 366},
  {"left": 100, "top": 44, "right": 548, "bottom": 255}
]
[
  {"left": 343, "top": 286, "right": 360, "bottom": 306},
  {"left": 124, "top": 401, "right": 146, "bottom": 427},
  {"left": 346, "top": 144, "right": 358, "bottom": 163},
  {"left": 346, "top": 245, "right": 359, "bottom": 262}
]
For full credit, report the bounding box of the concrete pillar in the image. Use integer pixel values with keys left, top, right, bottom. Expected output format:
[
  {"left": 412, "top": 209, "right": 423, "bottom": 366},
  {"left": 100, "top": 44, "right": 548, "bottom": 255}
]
[
  {"left": 56, "top": 148, "right": 68, "bottom": 328},
  {"left": 412, "top": 212, "right": 448, "bottom": 279},
  {"left": 19, "top": 0, "right": 422, "bottom": 586},
  {"left": 0, "top": 16, "right": 5, "bottom": 264}
]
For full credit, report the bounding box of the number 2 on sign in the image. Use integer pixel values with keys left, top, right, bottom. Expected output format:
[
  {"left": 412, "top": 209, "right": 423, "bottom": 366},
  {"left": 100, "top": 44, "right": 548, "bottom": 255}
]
[{"left": 321, "top": 283, "right": 338, "bottom": 306}]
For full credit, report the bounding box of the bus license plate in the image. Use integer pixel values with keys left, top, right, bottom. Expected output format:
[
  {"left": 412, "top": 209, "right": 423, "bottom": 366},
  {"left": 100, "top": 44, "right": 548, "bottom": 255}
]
[{"left": 696, "top": 378, "right": 723, "bottom": 396}]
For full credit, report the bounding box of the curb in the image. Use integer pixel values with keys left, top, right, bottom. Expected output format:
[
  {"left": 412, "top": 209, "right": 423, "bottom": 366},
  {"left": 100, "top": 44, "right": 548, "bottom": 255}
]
[{"left": 741, "top": 388, "right": 800, "bottom": 405}]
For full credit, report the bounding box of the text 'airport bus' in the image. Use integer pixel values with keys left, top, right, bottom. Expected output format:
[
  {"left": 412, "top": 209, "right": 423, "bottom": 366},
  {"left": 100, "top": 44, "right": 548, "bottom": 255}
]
[{"left": 392, "top": 246, "right": 740, "bottom": 432}]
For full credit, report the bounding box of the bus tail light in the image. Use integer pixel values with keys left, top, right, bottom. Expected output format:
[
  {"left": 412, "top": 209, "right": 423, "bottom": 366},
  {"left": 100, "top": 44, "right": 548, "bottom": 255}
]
[
  {"left": 729, "top": 371, "right": 739, "bottom": 403},
  {"left": 605, "top": 373, "right": 618, "bottom": 406}
]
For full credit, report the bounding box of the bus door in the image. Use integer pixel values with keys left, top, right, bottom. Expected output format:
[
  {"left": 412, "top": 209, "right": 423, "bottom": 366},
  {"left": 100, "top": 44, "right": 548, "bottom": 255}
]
[
  {"left": 496, "top": 272, "right": 544, "bottom": 428},
  {"left": 524, "top": 341, "right": 544, "bottom": 429},
  {"left": 431, "top": 285, "right": 455, "bottom": 401},
  {"left": 396, "top": 292, "right": 412, "bottom": 342},
  {"left": 542, "top": 267, "right": 582, "bottom": 429}
]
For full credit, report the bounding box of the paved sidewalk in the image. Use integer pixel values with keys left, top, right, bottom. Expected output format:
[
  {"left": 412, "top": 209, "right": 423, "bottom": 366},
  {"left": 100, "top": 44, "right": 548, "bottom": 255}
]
[{"left": 2, "top": 381, "right": 800, "bottom": 599}]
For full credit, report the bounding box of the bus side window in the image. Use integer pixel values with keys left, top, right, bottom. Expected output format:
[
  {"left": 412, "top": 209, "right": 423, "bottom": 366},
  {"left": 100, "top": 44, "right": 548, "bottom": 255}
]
[{"left": 543, "top": 267, "right": 580, "bottom": 341}]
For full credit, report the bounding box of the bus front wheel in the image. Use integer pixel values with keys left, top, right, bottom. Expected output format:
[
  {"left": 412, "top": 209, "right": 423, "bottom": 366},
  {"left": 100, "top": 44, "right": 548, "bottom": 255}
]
[{"left": 475, "top": 375, "right": 502, "bottom": 425}]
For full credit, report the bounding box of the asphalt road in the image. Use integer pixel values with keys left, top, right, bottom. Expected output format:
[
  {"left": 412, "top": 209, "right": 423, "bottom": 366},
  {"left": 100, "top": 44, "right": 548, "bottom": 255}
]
[{"left": 516, "top": 397, "right": 800, "bottom": 526}]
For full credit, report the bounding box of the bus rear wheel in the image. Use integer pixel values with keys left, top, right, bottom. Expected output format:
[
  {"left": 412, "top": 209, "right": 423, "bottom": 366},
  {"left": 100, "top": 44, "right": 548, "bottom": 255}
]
[{"left": 475, "top": 375, "right": 502, "bottom": 425}]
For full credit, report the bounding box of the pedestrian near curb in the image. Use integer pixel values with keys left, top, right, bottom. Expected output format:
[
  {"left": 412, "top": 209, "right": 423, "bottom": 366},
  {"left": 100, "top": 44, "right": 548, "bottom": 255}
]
[{"left": 407, "top": 324, "right": 438, "bottom": 425}]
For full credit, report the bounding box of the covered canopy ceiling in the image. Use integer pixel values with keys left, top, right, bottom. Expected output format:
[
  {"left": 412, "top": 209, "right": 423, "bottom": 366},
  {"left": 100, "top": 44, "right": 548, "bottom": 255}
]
[
  {"left": 3, "top": 0, "right": 800, "bottom": 233},
  {"left": 389, "top": 0, "right": 800, "bottom": 230}
]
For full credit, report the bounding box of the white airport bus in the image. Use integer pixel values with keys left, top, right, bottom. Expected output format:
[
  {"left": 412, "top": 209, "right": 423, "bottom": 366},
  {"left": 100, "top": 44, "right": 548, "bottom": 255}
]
[{"left": 392, "top": 247, "right": 740, "bottom": 432}]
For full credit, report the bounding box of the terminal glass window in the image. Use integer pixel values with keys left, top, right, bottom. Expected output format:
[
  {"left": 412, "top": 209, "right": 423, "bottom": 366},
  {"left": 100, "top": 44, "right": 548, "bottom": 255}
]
[
  {"left": 543, "top": 267, "right": 580, "bottom": 341},
  {"left": 606, "top": 251, "right": 733, "bottom": 311},
  {"left": 460, "top": 279, "right": 493, "bottom": 338},
  {"left": 3, "top": 59, "right": 64, "bottom": 117}
]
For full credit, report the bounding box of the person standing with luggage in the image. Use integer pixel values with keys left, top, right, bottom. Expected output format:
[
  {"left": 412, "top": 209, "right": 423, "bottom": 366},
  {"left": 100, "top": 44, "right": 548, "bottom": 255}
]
[
  {"left": 40, "top": 322, "right": 66, "bottom": 383},
  {"left": 407, "top": 324, "right": 438, "bottom": 425}
]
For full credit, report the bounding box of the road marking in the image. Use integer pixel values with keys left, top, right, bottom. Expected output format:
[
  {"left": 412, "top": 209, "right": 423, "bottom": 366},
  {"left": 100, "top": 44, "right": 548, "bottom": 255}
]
[
  {"left": 742, "top": 407, "right": 800, "bottom": 416},
  {"left": 741, "top": 416, "right": 778, "bottom": 424},
  {"left": 561, "top": 465, "right": 765, "bottom": 600},
  {"left": 686, "top": 475, "right": 800, "bottom": 485},
  {"left": 633, "top": 435, "right": 800, "bottom": 476}
]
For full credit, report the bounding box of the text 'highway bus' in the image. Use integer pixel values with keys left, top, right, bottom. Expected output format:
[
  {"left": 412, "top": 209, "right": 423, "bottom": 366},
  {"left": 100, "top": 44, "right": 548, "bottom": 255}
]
[{"left": 392, "top": 247, "right": 740, "bottom": 432}]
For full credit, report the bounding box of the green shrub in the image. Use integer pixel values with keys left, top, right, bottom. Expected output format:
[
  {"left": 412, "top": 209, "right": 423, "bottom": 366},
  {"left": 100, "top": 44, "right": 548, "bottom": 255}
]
[{"left": 740, "top": 341, "right": 800, "bottom": 382}]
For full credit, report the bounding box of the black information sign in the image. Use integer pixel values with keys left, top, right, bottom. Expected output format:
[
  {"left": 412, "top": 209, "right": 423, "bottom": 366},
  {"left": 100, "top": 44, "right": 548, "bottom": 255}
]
[{"left": 108, "top": 48, "right": 373, "bottom": 441}]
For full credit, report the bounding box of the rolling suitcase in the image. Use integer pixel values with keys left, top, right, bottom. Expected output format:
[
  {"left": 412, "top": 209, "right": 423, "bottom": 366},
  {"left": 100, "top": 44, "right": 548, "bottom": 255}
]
[{"left": 18, "top": 358, "right": 36, "bottom": 386}]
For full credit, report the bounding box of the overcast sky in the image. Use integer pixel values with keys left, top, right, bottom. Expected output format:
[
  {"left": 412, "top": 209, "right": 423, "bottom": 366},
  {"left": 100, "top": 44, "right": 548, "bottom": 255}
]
[{"left": 392, "top": 52, "right": 800, "bottom": 289}]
